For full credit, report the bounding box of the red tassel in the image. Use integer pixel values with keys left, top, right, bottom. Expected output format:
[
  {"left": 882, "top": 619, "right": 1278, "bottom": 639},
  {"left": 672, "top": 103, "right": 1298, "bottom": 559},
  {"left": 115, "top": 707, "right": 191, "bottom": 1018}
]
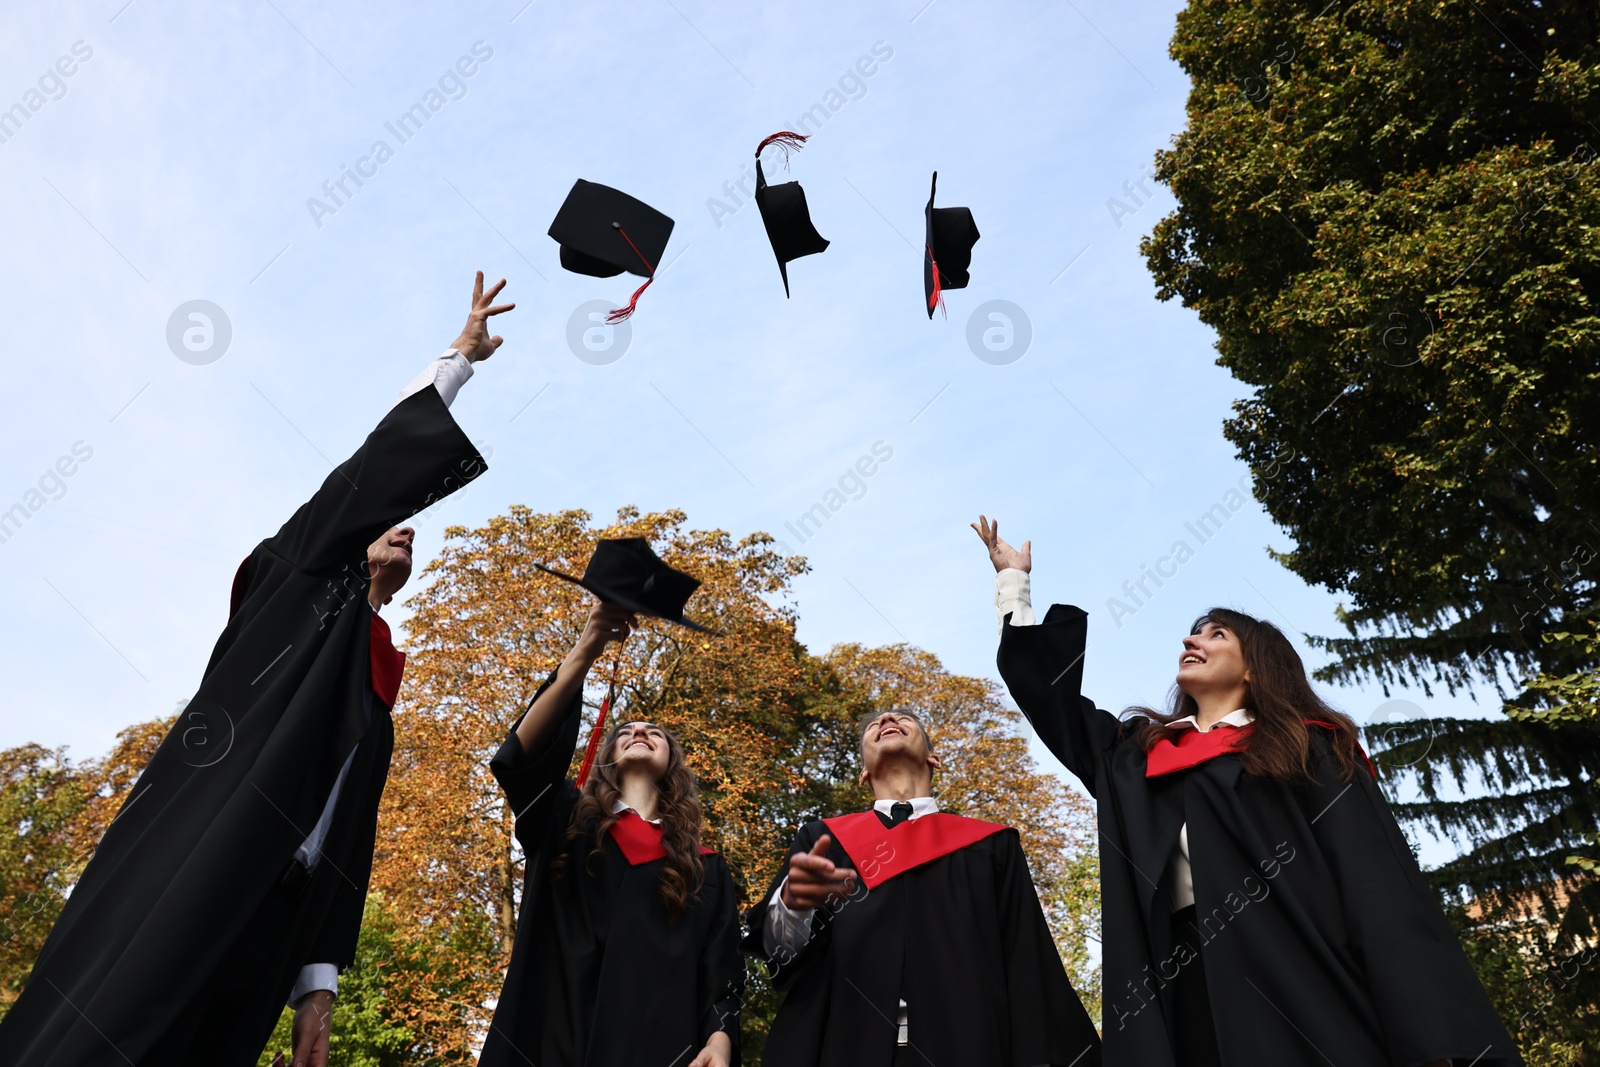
[
  {"left": 756, "top": 131, "right": 809, "bottom": 168},
  {"left": 927, "top": 244, "right": 947, "bottom": 318},
  {"left": 606, "top": 276, "right": 653, "bottom": 324},
  {"left": 607, "top": 226, "right": 657, "bottom": 323},
  {"left": 575, "top": 653, "right": 624, "bottom": 789},
  {"left": 574, "top": 695, "right": 609, "bottom": 788}
]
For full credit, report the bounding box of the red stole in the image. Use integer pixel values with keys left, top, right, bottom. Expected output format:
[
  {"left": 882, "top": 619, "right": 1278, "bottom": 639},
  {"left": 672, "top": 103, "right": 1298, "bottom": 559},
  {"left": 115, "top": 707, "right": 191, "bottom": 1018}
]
[
  {"left": 607, "top": 810, "right": 718, "bottom": 866},
  {"left": 1144, "top": 719, "right": 1377, "bottom": 778},
  {"left": 368, "top": 612, "right": 406, "bottom": 708},
  {"left": 821, "top": 810, "right": 1010, "bottom": 890},
  {"left": 1145, "top": 723, "right": 1251, "bottom": 777}
]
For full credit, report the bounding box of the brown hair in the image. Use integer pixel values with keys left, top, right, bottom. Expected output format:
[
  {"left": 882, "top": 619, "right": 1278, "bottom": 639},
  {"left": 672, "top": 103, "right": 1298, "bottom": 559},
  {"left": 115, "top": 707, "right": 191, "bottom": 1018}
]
[
  {"left": 1126, "top": 608, "right": 1364, "bottom": 783},
  {"left": 555, "top": 719, "right": 706, "bottom": 919}
]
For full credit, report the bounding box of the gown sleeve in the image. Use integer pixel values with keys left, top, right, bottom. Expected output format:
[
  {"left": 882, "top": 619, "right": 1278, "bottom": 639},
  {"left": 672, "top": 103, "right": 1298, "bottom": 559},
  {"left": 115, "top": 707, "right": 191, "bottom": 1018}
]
[
  {"left": 995, "top": 602, "right": 1123, "bottom": 794},
  {"left": 1298, "top": 735, "right": 1523, "bottom": 1066},
  {"left": 489, "top": 667, "right": 585, "bottom": 856},
  {"left": 698, "top": 860, "right": 746, "bottom": 1064},
  {"left": 994, "top": 830, "right": 1103, "bottom": 1067},
  {"left": 260, "top": 386, "right": 486, "bottom": 575}
]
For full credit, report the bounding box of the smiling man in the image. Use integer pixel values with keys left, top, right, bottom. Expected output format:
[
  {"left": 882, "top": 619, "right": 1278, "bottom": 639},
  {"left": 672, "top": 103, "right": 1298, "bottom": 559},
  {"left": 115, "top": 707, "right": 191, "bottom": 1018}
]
[
  {"left": 745, "top": 708, "right": 1101, "bottom": 1067},
  {"left": 0, "top": 273, "right": 514, "bottom": 1067}
]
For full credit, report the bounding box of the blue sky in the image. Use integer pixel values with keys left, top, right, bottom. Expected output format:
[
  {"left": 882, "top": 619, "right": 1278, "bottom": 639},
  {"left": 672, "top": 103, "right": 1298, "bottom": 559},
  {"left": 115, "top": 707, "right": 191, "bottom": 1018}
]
[{"left": 0, "top": 1, "right": 1494, "bottom": 838}]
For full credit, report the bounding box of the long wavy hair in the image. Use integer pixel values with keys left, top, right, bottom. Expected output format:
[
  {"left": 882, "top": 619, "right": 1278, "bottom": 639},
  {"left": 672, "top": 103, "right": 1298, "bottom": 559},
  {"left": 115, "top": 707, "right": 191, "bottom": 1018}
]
[
  {"left": 1126, "top": 607, "right": 1364, "bottom": 783},
  {"left": 553, "top": 718, "right": 707, "bottom": 919}
]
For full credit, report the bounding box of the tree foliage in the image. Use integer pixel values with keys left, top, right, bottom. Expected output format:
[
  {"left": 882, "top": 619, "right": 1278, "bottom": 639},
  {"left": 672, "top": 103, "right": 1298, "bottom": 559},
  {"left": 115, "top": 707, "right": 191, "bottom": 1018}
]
[{"left": 1143, "top": 0, "right": 1600, "bottom": 696}]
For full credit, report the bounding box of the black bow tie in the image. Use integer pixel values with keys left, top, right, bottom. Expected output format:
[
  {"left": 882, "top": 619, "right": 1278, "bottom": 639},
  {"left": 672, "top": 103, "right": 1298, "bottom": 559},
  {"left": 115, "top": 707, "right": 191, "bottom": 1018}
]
[{"left": 887, "top": 801, "right": 913, "bottom": 827}]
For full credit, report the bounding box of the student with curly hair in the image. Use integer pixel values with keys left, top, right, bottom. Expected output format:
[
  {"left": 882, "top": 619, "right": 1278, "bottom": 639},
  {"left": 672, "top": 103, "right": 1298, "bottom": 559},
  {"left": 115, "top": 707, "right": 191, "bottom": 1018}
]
[{"left": 479, "top": 598, "right": 742, "bottom": 1067}]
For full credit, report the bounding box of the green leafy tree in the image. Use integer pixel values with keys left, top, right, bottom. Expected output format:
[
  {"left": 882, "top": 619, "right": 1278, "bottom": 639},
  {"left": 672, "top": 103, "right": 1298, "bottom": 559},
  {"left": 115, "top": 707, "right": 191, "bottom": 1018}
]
[
  {"left": 1141, "top": 1, "right": 1600, "bottom": 1058},
  {"left": 0, "top": 746, "right": 86, "bottom": 1013},
  {"left": 255, "top": 893, "right": 420, "bottom": 1067}
]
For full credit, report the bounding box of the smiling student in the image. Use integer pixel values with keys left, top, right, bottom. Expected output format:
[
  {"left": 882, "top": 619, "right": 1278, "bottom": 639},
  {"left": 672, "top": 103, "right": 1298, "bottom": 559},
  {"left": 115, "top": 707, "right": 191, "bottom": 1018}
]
[
  {"left": 479, "top": 542, "right": 742, "bottom": 1067},
  {"left": 746, "top": 706, "right": 1100, "bottom": 1067},
  {"left": 974, "top": 516, "right": 1522, "bottom": 1067}
]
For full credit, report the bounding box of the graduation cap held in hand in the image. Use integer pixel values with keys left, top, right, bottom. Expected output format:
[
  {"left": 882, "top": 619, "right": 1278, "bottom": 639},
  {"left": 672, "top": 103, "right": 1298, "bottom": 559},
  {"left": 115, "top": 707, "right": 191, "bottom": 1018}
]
[
  {"left": 536, "top": 537, "right": 715, "bottom": 787},
  {"left": 535, "top": 537, "right": 715, "bottom": 634},
  {"left": 548, "top": 180, "right": 674, "bottom": 324},
  {"left": 923, "top": 171, "right": 980, "bottom": 319},
  {"left": 753, "top": 131, "right": 829, "bottom": 297}
]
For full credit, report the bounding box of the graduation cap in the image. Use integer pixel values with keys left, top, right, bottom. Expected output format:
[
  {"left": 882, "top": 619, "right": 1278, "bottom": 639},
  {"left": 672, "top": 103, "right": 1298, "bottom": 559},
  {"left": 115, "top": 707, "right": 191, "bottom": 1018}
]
[
  {"left": 536, "top": 538, "right": 715, "bottom": 786},
  {"left": 535, "top": 537, "right": 715, "bottom": 634},
  {"left": 923, "top": 171, "right": 980, "bottom": 319},
  {"left": 548, "top": 180, "right": 675, "bottom": 323},
  {"left": 753, "top": 131, "right": 830, "bottom": 297}
]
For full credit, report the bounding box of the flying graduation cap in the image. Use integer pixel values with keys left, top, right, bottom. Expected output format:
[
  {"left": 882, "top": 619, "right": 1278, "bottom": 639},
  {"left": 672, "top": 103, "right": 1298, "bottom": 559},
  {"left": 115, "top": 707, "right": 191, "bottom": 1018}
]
[
  {"left": 548, "top": 180, "right": 675, "bottom": 324},
  {"left": 534, "top": 538, "right": 716, "bottom": 787},
  {"left": 753, "top": 131, "right": 830, "bottom": 297},
  {"left": 923, "top": 171, "right": 980, "bottom": 319}
]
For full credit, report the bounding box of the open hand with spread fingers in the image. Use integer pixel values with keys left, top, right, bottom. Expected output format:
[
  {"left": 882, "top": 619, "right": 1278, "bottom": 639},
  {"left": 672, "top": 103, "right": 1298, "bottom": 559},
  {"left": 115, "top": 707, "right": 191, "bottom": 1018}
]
[
  {"left": 971, "top": 514, "right": 1031, "bottom": 573},
  {"left": 449, "top": 270, "right": 516, "bottom": 363}
]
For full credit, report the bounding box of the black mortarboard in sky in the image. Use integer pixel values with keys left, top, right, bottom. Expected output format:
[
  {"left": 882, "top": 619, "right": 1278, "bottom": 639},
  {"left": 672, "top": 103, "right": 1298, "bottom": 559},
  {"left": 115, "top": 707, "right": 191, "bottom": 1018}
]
[
  {"left": 923, "top": 171, "right": 979, "bottom": 319},
  {"left": 534, "top": 537, "right": 715, "bottom": 634},
  {"left": 548, "top": 179, "right": 674, "bottom": 323},
  {"left": 753, "top": 131, "right": 829, "bottom": 297}
]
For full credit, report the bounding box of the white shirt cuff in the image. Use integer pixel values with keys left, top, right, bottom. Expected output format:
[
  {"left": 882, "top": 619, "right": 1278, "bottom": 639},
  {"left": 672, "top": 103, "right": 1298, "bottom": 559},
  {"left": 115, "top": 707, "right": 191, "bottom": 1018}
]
[
  {"left": 289, "top": 962, "right": 339, "bottom": 1005},
  {"left": 994, "top": 568, "right": 1036, "bottom": 632},
  {"left": 393, "top": 349, "right": 475, "bottom": 411},
  {"left": 762, "top": 877, "right": 815, "bottom": 956}
]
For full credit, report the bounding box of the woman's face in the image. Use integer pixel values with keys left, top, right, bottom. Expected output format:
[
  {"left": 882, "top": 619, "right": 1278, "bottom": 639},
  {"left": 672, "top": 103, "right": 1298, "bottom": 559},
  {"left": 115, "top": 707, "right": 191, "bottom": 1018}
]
[
  {"left": 611, "top": 721, "right": 672, "bottom": 782},
  {"left": 1175, "top": 620, "right": 1250, "bottom": 698}
]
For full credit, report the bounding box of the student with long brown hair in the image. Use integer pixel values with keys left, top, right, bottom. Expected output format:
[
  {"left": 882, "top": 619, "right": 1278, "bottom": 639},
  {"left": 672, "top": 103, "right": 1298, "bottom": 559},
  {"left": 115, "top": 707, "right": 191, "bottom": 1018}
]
[
  {"left": 478, "top": 542, "right": 742, "bottom": 1067},
  {"left": 974, "top": 516, "right": 1522, "bottom": 1067}
]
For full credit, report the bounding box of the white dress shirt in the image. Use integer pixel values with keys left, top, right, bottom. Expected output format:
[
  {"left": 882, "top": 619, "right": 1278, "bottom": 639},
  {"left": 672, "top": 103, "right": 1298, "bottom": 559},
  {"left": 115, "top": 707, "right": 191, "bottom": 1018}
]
[
  {"left": 992, "top": 570, "right": 1252, "bottom": 912},
  {"left": 611, "top": 798, "right": 661, "bottom": 825},
  {"left": 1163, "top": 708, "right": 1254, "bottom": 909},
  {"left": 764, "top": 797, "right": 939, "bottom": 1043},
  {"left": 287, "top": 350, "right": 474, "bottom": 1006}
]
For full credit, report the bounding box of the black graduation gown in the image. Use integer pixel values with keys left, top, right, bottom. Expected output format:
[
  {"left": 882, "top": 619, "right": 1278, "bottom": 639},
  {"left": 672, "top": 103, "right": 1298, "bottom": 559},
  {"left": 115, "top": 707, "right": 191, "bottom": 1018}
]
[
  {"left": 744, "top": 811, "right": 1103, "bottom": 1067},
  {"left": 0, "top": 387, "right": 485, "bottom": 1067},
  {"left": 480, "top": 671, "right": 744, "bottom": 1067},
  {"left": 997, "top": 603, "right": 1524, "bottom": 1067}
]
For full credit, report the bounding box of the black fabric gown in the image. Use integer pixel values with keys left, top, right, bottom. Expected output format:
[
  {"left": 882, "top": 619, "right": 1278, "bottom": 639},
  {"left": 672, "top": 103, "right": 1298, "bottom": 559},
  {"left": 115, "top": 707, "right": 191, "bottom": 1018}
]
[
  {"left": 480, "top": 671, "right": 744, "bottom": 1067},
  {"left": 745, "top": 811, "right": 1103, "bottom": 1067},
  {"left": 997, "top": 602, "right": 1524, "bottom": 1067},
  {"left": 0, "top": 387, "right": 485, "bottom": 1067}
]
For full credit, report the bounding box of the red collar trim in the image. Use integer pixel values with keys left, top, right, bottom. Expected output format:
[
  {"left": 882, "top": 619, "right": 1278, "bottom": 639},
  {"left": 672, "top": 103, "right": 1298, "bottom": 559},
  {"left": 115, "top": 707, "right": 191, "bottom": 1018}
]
[
  {"left": 368, "top": 612, "right": 406, "bottom": 708},
  {"left": 607, "top": 810, "right": 717, "bottom": 866},
  {"left": 1145, "top": 722, "right": 1251, "bottom": 777},
  {"left": 1144, "top": 719, "right": 1377, "bottom": 778},
  {"left": 821, "top": 810, "right": 1009, "bottom": 889}
]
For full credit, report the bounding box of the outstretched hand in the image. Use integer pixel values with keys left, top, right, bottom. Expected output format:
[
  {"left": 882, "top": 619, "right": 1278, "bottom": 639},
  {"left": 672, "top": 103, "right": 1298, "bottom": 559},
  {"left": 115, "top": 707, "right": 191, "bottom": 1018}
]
[
  {"left": 449, "top": 271, "right": 515, "bottom": 363},
  {"left": 781, "top": 834, "right": 858, "bottom": 910},
  {"left": 971, "top": 514, "right": 1031, "bottom": 574}
]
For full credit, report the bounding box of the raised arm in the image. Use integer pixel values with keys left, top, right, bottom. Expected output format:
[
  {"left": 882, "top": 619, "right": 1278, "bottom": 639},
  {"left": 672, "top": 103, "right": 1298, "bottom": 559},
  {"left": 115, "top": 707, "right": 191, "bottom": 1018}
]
[
  {"left": 260, "top": 273, "right": 513, "bottom": 574},
  {"left": 975, "top": 516, "right": 1121, "bottom": 792},
  {"left": 488, "top": 602, "right": 636, "bottom": 850}
]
